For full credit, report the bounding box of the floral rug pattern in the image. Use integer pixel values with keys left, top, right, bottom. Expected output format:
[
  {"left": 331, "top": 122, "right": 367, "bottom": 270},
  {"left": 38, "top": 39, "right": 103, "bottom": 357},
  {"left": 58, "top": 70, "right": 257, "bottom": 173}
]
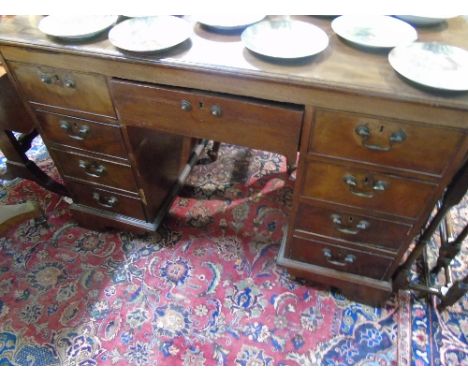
[{"left": 0, "top": 138, "right": 466, "bottom": 365}]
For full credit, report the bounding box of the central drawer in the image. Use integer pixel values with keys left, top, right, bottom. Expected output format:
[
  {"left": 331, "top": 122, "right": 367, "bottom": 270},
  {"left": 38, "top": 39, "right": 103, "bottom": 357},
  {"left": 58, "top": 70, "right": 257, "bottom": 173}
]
[
  {"left": 302, "top": 160, "right": 437, "bottom": 220},
  {"left": 110, "top": 79, "right": 303, "bottom": 163}
]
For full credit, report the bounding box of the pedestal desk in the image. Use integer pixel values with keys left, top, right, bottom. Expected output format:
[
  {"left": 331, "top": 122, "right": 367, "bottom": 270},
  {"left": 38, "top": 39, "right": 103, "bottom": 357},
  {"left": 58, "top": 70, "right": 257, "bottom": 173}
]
[{"left": 1, "top": 16, "right": 467, "bottom": 305}]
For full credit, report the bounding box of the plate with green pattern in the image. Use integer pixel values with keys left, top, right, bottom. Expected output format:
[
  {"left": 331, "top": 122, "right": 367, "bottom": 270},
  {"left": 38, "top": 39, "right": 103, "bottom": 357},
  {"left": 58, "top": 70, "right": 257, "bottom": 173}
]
[{"left": 332, "top": 15, "right": 417, "bottom": 49}]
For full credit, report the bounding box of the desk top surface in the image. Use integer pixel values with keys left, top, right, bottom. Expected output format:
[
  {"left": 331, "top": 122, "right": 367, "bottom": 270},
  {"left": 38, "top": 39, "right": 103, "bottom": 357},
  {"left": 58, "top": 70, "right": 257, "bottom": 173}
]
[{"left": 1, "top": 15, "right": 468, "bottom": 110}]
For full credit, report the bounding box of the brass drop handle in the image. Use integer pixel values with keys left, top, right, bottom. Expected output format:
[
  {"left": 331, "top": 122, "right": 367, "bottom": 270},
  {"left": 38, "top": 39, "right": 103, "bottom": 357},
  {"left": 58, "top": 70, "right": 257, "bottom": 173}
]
[
  {"left": 63, "top": 78, "right": 76, "bottom": 89},
  {"left": 355, "top": 124, "right": 406, "bottom": 152},
  {"left": 210, "top": 105, "right": 222, "bottom": 117},
  {"left": 92, "top": 192, "right": 118, "bottom": 208},
  {"left": 39, "top": 73, "right": 75, "bottom": 89},
  {"left": 343, "top": 174, "right": 388, "bottom": 198},
  {"left": 59, "top": 120, "right": 90, "bottom": 140},
  {"left": 180, "top": 99, "right": 192, "bottom": 111},
  {"left": 40, "top": 73, "right": 54, "bottom": 84},
  {"left": 79, "top": 160, "right": 106, "bottom": 177},
  {"left": 322, "top": 248, "right": 356, "bottom": 267},
  {"left": 331, "top": 214, "right": 370, "bottom": 235}
]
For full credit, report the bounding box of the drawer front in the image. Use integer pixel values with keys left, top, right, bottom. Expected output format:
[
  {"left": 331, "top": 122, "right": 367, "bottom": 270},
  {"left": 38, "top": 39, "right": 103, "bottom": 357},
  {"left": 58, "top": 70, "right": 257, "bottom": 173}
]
[
  {"left": 8, "top": 61, "right": 116, "bottom": 117},
  {"left": 289, "top": 235, "right": 393, "bottom": 280},
  {"left": 110, "top": 79, "right": 303, "bottom": 162},
  {"left": 310, "top": 109, "right": 463, "bottom": 176},
  {"left": 295, "top": 203, "right": 412, "bottom": 252},
  {"left": 50, "top": 149, "right": 138, "bottom": 192},
  {"left": 36, "top": 111, "right": 127, "bottom": 158},
  {"left": 66, "top": 181, "right": 146, "bottom": 220},
  {"left": 302, "top": 160, "right": 436, "bottom": 220}
]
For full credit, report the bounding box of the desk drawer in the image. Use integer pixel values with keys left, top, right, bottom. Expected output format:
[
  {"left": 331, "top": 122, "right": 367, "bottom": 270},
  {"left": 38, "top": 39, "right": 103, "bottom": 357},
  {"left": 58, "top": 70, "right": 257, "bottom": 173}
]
[
  {"left": 110, "top": 79, "right": 303, "bottom": 162},
  {"left": 36, "top": 111, "right": 127, "bottom": 158},
  {"left": 289, "top": 235, "right": 393, "bottom": 280},
  {"left": 295, "top": 202, "right": 412, "bottom": 252},
  {"left": 8, "top": 60, "right": 116, "bottom": 118},
  {"left": 66, "top": 181, "right": 146, "bottom": 220},
  {"left": 302, "top": 160, "right": 436, "bottom": 220},
  {"left": 310, "top": 109, "right": 463, "bottom": 176},
  {"left": 50, "top": 149, "right": 138, "bottom": 193}
]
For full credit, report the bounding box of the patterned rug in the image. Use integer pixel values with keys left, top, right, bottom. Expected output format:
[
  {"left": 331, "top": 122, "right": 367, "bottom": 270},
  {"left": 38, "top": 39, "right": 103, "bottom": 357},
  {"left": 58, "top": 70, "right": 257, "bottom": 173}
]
[{"left": 0, "top": 138, "right": 466, "bottom": 365}]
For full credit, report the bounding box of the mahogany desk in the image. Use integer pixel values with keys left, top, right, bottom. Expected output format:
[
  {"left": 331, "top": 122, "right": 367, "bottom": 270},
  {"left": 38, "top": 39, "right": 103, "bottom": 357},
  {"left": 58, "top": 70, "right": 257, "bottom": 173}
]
[{"left": 1, "top": 16, "right": 467, "bottom": 304}]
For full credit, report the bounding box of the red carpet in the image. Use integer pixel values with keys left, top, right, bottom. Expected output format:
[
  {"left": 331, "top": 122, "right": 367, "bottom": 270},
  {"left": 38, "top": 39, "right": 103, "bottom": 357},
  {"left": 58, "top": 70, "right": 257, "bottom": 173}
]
[{"left": 0, "top": 140, "right": 464, "bottom": 365}]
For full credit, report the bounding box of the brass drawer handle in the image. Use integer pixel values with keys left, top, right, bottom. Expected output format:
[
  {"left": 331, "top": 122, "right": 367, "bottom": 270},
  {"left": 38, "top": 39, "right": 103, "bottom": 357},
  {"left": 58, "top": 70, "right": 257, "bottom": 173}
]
[
  {"left": 343, "top": 174, "right": 388, "bottom": 198},
  {"left": 331, "top": 214, "right": 370, "bottom": 235},
  {"left": 59, "top": 120, "right": 90, "bottom": 140},
  {"left": 322, "top": 248, "right": 356, "bottom": 267},
  {"left": 210, "top": 104, "right": 222, "bottom": 117},
  {"left": 63, "top": 78, "right": 76, "bottom": 88},
  {"left": 92, "top": 191, "right": 118, "bottom": 208},
  {"left": 40, "top": 73, "right": 57, "bottom": 84},
  {"left": 180, "top": 99, "right": 192, "bottom": 111},
  {"left": 39, "top": 72, "right": 76, "bottom": 89},
  {"left": 79, "top": 160, "right": 106, "bottom": 177},
  {"left": 355, "top": 124, "right": 407, "bottom": 152}
]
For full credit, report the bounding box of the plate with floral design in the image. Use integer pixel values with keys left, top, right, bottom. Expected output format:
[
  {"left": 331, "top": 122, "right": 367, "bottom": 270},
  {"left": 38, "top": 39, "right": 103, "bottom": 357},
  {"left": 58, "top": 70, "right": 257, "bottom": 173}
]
[
  {"left": 38, "top": 15, "right": 118, "bottom": 40},
  {"left": 108, "top": 16, "right": 192, "bottom": 52},
  {"left": 241, "top": 19, "right": 329, "bottom": 59},
  {"left": 196, "top": 15, "right": 266, "bottom": 31},
  {"left": 394, "top": 15, "right": 458, "bottom": 27},
  {"left": 331, "top": 15, "right": 417, "bottom": 49},
  {"left": 388, "top": 42, "right": 468, "bottom": 91}
]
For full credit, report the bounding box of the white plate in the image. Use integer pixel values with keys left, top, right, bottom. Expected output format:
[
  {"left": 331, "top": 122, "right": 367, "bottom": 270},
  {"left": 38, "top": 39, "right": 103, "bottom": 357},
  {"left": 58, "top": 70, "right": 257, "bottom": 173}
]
[
  {"left": 108, "top": 16, "right": 191, "bottom": 52},
  {"left": 331, "top": 15, "right": 417, "bottom": 48},
  {"left": 38, "top": 15, "right": 118, "bottom": 40},
  {"left": 388, "top": 42, "right": 468, "bottom": 91},
  {"left": 241, "top": 19, "right": 329, "bottom": 59},
  {"left": 196, "top": 15, "right": 265, "bottom": 30},
  {"left": 395, "top": 15, "right": 458, "bottom": 26},
  {"left": 121, "top": 15, "right": 159, "bottom": 18}
]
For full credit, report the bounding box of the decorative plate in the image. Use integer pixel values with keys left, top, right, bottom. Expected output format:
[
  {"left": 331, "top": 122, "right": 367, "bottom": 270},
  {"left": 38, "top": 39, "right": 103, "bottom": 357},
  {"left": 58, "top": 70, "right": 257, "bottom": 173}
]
[
  {"left": 38, "top": 15, "right": 118, "bottom": 40},
  {"left": 108, "top": 16, "right": 192, "bottom": 52},
  {"left": 394, "top": 15, "right": 458, "bottom": 27},
  {"left": 196, "top": 15, "right": 266, "bottom": 30},
  {"left": 388, "top": 42, "right": 468, "bottom": 91},
  {"left": 331, "top": 15, "right": 418, "bottom": 48},
  {"left": 241, "top": 19, "right": 329, "bottom": 59}
]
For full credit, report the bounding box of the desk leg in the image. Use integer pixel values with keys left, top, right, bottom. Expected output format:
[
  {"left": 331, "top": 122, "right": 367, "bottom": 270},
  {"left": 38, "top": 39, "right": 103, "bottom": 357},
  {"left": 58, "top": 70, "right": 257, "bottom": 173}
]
[{"left": 0, "top": 129, "right": 69, "bottom": 196}]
